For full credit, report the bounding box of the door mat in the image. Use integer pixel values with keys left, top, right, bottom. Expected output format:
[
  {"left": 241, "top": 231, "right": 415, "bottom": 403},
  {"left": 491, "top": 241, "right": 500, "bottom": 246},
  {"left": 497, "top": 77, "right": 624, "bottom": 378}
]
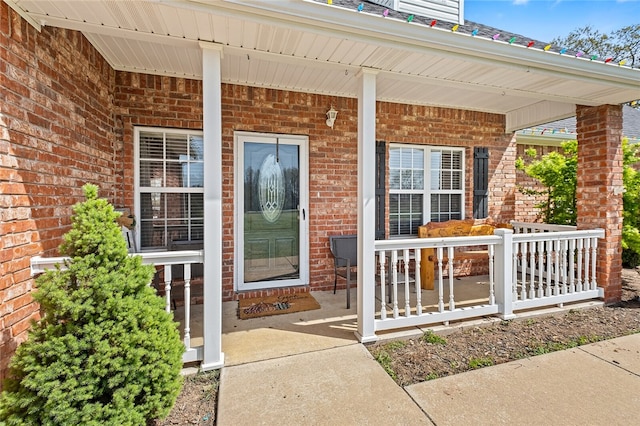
[{"left": 238, "top": 293, "right": 321, "bottom": 319}]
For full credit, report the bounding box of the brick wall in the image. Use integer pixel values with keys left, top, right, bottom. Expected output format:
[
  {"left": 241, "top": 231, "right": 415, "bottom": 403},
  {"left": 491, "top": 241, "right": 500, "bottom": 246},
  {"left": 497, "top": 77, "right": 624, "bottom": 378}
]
[
  {"left": 114, "top": 79, "right": 513, "bottom": 300},
  {"left": 576, "top": 104, "right": 624, "bottom": 303},
  {"left": 0, "top": 4, "right": 117, "bottom": 385}
]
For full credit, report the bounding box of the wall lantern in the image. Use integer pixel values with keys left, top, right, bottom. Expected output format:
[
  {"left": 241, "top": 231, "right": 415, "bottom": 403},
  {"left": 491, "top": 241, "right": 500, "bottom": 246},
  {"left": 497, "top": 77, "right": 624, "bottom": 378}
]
[{"left": 326, "top": 106, "right": 338, "bottom": 129}]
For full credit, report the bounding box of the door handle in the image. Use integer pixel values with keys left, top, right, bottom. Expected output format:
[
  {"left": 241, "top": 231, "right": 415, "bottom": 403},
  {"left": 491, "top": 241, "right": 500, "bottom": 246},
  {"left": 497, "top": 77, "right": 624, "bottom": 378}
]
[{"left": 302, "top": 208, "right": 306, "bottom": 220}]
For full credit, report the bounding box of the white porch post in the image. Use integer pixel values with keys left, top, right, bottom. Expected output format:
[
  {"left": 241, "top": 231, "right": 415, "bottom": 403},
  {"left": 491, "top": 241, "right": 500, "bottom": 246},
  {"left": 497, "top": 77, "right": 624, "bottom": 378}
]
[
  {"left": 494, "top": 228, "right": 516, "bottom": 319},
  {"left": 356, "top": 68, "right": 378, "bottom": 343},
  {"left": 200, "top": 42, "right": 224, "bottom": 370}
]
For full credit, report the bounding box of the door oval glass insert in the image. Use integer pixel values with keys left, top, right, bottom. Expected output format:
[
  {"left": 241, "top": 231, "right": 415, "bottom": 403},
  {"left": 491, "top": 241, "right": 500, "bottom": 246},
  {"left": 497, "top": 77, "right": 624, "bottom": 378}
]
[{"left": 258, "top": 154, "right": 285, "bottom": 223}]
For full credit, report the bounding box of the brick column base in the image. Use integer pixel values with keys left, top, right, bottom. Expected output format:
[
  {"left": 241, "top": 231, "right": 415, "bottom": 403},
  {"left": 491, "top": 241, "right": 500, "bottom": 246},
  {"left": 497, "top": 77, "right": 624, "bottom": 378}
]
[{"left": 576, "top": 104, "right": 623, "bottom": 304}]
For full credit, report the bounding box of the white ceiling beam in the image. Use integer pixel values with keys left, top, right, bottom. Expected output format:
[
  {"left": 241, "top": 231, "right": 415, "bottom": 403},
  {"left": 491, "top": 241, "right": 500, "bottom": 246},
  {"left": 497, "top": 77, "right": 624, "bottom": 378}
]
[{"left": 506, "top": 101, "right": 576, "bottom": 132}]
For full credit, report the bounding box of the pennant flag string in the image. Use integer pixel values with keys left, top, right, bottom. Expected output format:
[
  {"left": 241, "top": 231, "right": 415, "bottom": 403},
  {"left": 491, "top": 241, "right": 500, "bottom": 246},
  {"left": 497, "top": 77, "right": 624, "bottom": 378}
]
[{"left": 324, "top": 2, "right": 629, "bottom": 67}]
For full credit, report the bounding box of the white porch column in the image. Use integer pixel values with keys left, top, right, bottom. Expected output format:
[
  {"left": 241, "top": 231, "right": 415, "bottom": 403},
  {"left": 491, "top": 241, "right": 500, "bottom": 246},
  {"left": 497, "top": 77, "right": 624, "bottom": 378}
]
[
  {"left": 200, "top": 42, "right": 224, "bottom": 370},
  {"left": 356, "top": 68, "right": 378, "bottom": 343},
  {"left": 494, "top": 228, "right": 515, "bottom": 320}
]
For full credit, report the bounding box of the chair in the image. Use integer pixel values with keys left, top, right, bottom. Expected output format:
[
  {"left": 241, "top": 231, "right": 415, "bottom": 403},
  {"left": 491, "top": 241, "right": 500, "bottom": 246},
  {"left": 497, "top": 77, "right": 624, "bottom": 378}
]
[{"left": 329, "top": 235, "right": 357, "bottom": 309}]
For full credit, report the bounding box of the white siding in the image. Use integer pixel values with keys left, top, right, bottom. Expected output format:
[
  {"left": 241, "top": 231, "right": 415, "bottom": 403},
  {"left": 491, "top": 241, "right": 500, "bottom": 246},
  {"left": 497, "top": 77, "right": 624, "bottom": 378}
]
[{"left": 369, "top": 0, "right": 462, "bottom": 24}]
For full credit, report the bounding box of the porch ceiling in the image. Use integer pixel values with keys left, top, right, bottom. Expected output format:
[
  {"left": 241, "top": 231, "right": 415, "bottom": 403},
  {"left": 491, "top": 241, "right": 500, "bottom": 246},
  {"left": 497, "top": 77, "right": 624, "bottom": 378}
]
[{"left": 9, "top": 0, "right": 640, "bottom": 131}]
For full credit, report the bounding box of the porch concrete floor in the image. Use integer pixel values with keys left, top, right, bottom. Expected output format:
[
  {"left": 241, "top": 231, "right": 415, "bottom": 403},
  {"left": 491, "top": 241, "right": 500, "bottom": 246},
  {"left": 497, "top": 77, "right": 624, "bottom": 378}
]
[{"left": 176, "top": 275, "right": 505, "bottom": 366}]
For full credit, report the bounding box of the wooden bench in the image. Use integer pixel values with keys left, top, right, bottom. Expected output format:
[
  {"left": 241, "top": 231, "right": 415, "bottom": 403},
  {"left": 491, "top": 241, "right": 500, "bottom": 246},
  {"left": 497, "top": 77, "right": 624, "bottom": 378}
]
[{"left": 418, "top": 219, "right": 510, "bottom": 290}]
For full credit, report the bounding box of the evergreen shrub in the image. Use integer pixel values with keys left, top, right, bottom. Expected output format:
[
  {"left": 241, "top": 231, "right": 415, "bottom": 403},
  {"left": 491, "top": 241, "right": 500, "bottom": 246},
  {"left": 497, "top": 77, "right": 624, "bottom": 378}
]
[{"left": 0, "top": 184, "right": 184, "bottom": 425}]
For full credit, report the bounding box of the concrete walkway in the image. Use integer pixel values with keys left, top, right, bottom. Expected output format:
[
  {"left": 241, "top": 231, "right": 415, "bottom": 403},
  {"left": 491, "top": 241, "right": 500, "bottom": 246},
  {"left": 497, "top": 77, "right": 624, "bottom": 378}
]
[{"left": 217, "top": 333, "right": 640, "bottom": 425}]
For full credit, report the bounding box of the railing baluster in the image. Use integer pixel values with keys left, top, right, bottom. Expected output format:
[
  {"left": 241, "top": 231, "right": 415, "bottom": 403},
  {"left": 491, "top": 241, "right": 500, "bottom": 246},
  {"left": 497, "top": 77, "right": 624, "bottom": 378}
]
[
  {"left": 553, "top": 239, "right": 560, "bottom": 295},
  {"left": 403, "top": 249, "right": 411, "bottom": 317},
  {"left": 520, "top": 241, "right": 527, "bottom": 300},
  {"left": 584, "top": 238, "right": 591, "bottom": 292},
  {"left": 590, "top": 237, "right": 598, "bottom": 290},
  {"left": 545, "top": 241, "right": 552, "bottom": 297},
  {"left": 537, "top": 241, "right": 544, "bottom": 298},
  {"left": 414, "top": 249, "right": 422, "bottom": 315},
  {"left": 488, "top": 245, "right": 495, "bottom": 305},
  {"left": 577, "top": 239, "right": 583, "bottom": 292},
  {"left": 183, "top": 263, "right": 191, "bottom": 350},
  {"left": 379, "top": 251, "right": 387, "bottom": 320},
  {"left": 164, "top": 265, "right": 172, "bottom": 313},
  {"left": 528, "top": 241, "right": 535, "bottom": 300},
  {"left": 437, "top": 247, "right": 444, "bottom": 313},
  {"left": 512, "top": 242, "right": 519, "bottom": 301},
  {"left": 447, "top": 246, "right": 455, "bottom": 311},
  {"left": 561, "top": 240, "right": 568, "bottom": 295},
  {"left": 569, "top": 239, "right": 576, "bottom": 293},
  {"left": 391, "top": 250, "right": 399, "bottom": 318}
]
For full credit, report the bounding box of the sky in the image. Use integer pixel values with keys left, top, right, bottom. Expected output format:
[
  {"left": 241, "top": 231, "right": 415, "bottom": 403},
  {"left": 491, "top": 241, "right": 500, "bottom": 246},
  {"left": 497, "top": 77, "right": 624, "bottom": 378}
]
[{"left": 465, "top": 0, "right": 640, "bottom": 42}]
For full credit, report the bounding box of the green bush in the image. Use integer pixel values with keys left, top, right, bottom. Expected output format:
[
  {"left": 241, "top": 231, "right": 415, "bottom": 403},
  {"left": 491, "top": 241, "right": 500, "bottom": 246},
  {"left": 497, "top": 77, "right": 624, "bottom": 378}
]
[{"left": 0, "top": 184, "right": 184, "bottom": 425}]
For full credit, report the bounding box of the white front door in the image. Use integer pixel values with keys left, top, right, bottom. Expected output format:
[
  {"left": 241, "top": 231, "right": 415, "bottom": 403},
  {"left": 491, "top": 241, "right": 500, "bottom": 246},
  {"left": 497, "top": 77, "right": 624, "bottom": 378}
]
[{"left": 235, "top": 132, "right": 309, "bottom": 291}]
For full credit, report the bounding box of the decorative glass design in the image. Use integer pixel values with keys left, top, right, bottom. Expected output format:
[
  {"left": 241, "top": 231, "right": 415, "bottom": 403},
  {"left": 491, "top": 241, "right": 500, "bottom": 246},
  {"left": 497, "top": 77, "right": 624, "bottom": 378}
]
[{"left": 258, "top": 154, "right": 285, "bottom": 223}]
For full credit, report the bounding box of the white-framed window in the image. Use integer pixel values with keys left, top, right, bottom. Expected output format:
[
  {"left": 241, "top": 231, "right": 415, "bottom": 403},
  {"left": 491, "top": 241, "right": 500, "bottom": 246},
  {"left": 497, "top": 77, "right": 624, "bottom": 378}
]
[
  {"left": 135, "top": 127, "right": 204, "bottom": 250},
  {"left": 389, "top": 145, "right": 464, "bottom": 237}
]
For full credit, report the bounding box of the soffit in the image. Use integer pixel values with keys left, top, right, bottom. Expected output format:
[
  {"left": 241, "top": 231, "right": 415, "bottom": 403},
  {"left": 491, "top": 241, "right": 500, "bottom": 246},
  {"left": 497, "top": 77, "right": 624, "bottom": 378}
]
[{"left": 8, "top": 0, "right": 640, "bottom": 131}]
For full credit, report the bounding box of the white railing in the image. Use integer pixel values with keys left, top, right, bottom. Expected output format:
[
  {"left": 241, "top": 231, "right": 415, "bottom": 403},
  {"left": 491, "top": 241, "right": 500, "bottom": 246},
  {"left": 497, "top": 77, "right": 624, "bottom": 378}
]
[
  {"left": 370, "top": 225, "right": 604, "bottom": 335},
  {"left": 511, "top": 230, "right": 603, "bottom": 311},
  {"left": 31, "top": 250, "right": 204, "bottom": 364},
  {"left": 511, "top": 221, "right": 577, "bottom": 234},
  {"left": 374, "top": 235, "right": 502, "bottom": 332}
]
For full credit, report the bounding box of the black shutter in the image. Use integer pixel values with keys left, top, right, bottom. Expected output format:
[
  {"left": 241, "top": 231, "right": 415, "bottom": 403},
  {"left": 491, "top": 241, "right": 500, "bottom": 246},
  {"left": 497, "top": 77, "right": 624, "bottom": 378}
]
[
  {"left": 375, "top": 141, "right": 386, "bottom": 240},
  {"left": 473, "top": 147, "right": 489, "bottom": 219}
]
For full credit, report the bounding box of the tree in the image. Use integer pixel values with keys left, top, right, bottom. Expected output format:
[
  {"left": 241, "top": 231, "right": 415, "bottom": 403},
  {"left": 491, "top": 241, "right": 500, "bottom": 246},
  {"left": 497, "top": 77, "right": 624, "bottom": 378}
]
[
  {"left": 552, "top": 24, "right": 640, "bottom": 67},
  {"left": 0, "top": 184, "right": 184, "bottom": 425},
  {"left": 515, "top": 141, "right": 577, "bottom": 225},
  {"left": 517, "top": 139, "right": 640, "bottom": 266}
]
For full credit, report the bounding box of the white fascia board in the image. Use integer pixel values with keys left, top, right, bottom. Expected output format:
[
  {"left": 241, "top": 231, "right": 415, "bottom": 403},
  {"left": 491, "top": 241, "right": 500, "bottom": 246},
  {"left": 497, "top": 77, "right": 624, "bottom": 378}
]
[
  {"left": 25, "top": 12, "right": 197, "bottom": 49},
  {"left": 4, "top": 0, "right": 42, "bottom": 30},
  {"left": 213, "top": 0, "right": 640, "bottom": 93}
]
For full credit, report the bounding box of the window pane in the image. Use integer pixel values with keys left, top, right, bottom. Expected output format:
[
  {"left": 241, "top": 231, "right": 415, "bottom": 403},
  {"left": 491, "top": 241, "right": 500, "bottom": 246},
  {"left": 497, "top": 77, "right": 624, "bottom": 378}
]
[
  {"left": 389, "top": 194, "right": 399, "bottom": 213},
  {"left": 389, "top": 193, "right": 422, "bottom": 236},
  {"left": 189, "top": 136, "right": 204, "bottom": 161},
  {"left": 139, "top": 132, "right": 164, "bottom": 159},
  {"left": 390, "top": 169, "right": 401, "bottom": 190},
  {"left": 166, "top": 134, "right": 188, "bottom": 161},
  {"left": 165, "top": 193, "right": 187, "bottom": 220},
  {"left": 430, "top": 169, "right": 440, "bottom": 191},
  {"left": 401, "top": 170, "right": 413, "bottom": 190},
  {"left": 451, "top": 171, "right": 462, "bottom": 190},
  {"left": 138, "top": 129, "right": 203, "bottom": 249},
  {"left": 413, "top": 170, "right": 424, "bottom": 190},
  {"left": 139, "top": 161, "right": 164, "bottom": 187},
  {"left": 166, "top": 162, "right": 184, "bottom": 187},
  {"left": 390, "top": 148, "right": 401, "bottom": 169},
  {"left": 401, "top": 149, "right": 413, "bottom": 168}
]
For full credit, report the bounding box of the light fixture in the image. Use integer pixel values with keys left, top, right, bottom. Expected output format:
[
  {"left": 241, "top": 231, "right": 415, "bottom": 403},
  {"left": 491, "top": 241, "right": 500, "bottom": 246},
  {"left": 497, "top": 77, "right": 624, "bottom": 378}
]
[{"left": 326, "top": 106, "right": 338, "bottom": 129}]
